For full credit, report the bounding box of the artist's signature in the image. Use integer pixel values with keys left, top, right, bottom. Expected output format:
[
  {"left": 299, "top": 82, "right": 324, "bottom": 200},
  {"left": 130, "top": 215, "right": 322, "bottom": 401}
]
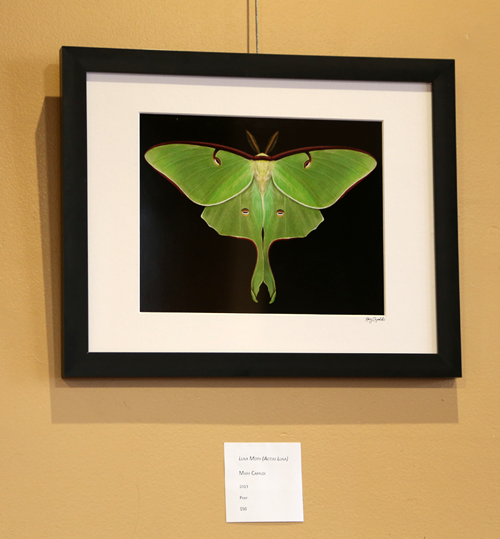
[{"left": 365, "top": 316, "right": 385, "bottom": 323}]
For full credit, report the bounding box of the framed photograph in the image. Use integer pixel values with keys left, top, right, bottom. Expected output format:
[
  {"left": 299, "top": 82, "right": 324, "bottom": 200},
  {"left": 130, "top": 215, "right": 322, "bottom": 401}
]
[{"left": 61, "top": 46, "right": 461, "bottom": 377}]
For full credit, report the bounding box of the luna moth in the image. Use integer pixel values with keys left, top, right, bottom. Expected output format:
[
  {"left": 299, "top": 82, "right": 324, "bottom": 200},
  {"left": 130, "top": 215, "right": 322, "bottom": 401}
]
[{"left": 145, "top": 131, "right": 377, "bottom": 304}]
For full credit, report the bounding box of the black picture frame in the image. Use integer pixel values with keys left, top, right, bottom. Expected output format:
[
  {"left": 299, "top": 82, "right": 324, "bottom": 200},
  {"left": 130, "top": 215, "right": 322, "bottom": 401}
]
[{"left": 61, "top": 46, "right": 460, "bottom": 377}]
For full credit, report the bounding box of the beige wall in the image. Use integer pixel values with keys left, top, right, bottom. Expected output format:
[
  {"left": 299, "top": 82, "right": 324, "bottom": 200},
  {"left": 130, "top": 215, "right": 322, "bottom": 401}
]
[{"left": 1, "top": 0, "right": 499, "bottom": 537}]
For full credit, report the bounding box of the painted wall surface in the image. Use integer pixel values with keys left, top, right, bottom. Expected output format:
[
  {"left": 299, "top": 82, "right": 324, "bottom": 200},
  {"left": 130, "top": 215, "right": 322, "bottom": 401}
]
[{"left": 1, "top": 0, "right": 499, "bottom": 537}]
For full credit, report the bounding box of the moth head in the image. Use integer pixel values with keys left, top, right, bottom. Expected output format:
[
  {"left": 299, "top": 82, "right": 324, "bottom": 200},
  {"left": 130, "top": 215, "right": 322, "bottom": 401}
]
[{"left": 246, "top": 130, "right": 279, "bottom": 156}]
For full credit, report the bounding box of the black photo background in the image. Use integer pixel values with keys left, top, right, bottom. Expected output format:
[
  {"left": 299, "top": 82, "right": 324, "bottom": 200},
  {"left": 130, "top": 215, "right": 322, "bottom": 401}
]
[{"left": 140, "top": 114, "right": 384, "bottom": 314}]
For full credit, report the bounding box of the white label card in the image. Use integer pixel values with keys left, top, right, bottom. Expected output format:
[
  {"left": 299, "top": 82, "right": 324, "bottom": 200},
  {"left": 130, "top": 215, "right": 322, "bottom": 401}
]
[{"left": 224, "top": 442, "right": 304, "bottom": 523}]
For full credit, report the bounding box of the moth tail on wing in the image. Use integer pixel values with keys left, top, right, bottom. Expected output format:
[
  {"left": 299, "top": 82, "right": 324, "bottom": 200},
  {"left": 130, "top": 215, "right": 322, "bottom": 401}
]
[
  {"left": 250, "top": 245, "right": 264, "bottom": 303},
  {"left": 250, "top": 243, "right": 276, "bottom": 304},
  {"left": 263, "top": 247, "right": 276, "bottom": 304}
]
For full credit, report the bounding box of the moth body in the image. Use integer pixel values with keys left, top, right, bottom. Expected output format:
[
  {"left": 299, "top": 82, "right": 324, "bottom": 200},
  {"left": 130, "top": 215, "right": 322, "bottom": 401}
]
[{"left": 252, "top": 154, "right": 274, "bottom": 197}]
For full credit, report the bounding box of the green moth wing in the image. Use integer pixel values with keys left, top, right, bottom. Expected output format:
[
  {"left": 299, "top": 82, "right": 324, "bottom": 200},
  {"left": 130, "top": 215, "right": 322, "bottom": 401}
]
[
  {"left": 260, "top": 182, "right": 323, "bottom": 302},
  {"left": 202, "top": 180, "right": 323, "bottom": 302},
  {"left": 272, "top": 149, "right": 377, "bottom": 209},
  {"left": 145, "top": 143, "right": 254, "bottom": 205}
]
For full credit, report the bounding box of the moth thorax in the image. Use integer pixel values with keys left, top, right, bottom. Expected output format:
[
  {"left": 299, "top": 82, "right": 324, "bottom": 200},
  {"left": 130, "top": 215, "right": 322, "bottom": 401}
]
[{"left": 253, "top": 158, "right": 274, "bottom": 196}]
